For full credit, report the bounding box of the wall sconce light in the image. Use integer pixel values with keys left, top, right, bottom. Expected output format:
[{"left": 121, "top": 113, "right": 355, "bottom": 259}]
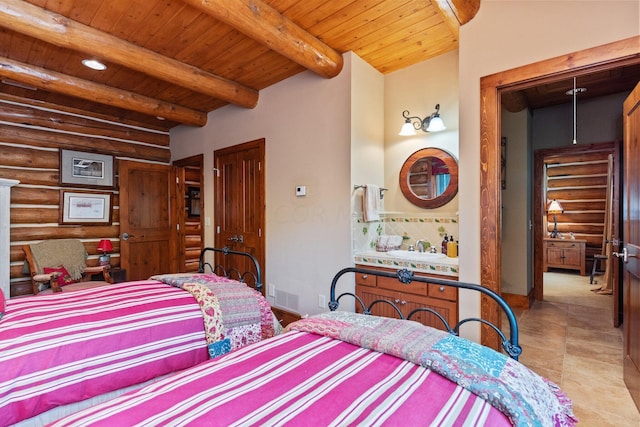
[
  {"left": 547, "top": 199, "right": 564, "bottom": 238},
  {"left": 399, "top": 104, "right": 446, "bottom": 136},
  {"left": 96, "top": 239, "right": 113, "bottom": 266}
]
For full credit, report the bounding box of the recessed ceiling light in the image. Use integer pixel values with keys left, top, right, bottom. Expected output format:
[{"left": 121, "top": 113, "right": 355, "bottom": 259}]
[{"left": 82, "top": 59, "right": 107, "bottom": 71}]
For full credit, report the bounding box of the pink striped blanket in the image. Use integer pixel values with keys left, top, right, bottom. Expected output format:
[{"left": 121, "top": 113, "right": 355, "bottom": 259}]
[
  {"left": 48, "top": 330, "right": 513, "bottom": 426},
  {"left": 0, "top": 281, "right": 208, "bottom": 427}
]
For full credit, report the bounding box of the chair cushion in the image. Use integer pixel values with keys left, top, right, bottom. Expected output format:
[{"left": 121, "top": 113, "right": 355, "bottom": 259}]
[{"left": 43, "top": 266, "right": 76, "bottom": 286}]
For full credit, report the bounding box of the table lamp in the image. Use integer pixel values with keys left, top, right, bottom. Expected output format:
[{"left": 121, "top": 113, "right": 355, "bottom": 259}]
[
  {"left": 96, "top": 239, "right": 113, "bottom": 266},
  {"left": 547, "top": 200, "right": 564, "bottom": 238}
]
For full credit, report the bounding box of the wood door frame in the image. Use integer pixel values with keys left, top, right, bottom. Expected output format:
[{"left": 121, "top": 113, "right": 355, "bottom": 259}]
[
  {"left": 173, "top": 154, "right": 204, "bottom": 271},
  {"left": 479, "top": 36, "right": 640, "bottom": 349}
]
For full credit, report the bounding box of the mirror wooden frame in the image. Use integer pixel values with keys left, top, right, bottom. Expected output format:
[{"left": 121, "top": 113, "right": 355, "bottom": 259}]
[{"left": 399, "top": 147, "right": 458, "bottom": 208}]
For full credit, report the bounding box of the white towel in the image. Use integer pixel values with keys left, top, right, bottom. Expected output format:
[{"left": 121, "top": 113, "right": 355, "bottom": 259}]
[{"left": 363, "top": 184, "right": 381, "bottom": 222}]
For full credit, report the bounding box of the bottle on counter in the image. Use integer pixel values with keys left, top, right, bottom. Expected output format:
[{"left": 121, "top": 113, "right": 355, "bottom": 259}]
[
  {"left": 441, "top": 234, "right": 448, "bottom": 255},
  {"left": 447, "top": 235, "right": 458, "bottom": 258}
]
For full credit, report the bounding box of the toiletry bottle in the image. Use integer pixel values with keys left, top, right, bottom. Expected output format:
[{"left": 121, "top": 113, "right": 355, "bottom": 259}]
[
  {"left": 441, "top": 234, "right": 448, "bottom": 255},
  {"left": 447, "top": 235, "right": 457, "bottom": 257}
]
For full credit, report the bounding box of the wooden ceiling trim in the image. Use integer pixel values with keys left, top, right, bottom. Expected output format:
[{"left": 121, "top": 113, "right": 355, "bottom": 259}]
[
  {"left": 0, "top": 57, "right": 208, "bottom": 126},
  {"left": 180, "top": 0, "right": 344, "bottom": 79},
  {"left": 0, "top": 0, "right": 259, "bottom": 109}
]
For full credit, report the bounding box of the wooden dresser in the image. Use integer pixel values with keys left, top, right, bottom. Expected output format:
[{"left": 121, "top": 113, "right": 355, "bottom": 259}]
[
  {"left": 543, "top": 238, "right": 586, "bottom": 275},
  {"left": 354, "top": 264, "right": 457, "bottom": 330}
]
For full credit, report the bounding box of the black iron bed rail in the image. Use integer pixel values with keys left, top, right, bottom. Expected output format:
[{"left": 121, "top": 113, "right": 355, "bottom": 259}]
[
  {"left": 329, "top": 267, "right": 522, "bottom": 360},
  {"left": 198, "top": 247, "right": 263, "bottom": 293}
]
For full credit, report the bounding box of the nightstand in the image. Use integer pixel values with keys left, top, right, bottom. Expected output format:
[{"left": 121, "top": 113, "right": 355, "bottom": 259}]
[{"left": 543, "top": 238, "right": 586, "bottom": 275}]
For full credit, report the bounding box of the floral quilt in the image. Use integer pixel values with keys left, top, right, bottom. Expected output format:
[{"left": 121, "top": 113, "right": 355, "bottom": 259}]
[{"left": 151, "top": 273, "right": 276, "bottom": 358}]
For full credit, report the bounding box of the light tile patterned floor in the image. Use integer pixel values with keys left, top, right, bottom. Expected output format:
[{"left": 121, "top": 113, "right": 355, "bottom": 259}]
[{"left": 514, "top": 272, "right": 640, "bottom": 426}]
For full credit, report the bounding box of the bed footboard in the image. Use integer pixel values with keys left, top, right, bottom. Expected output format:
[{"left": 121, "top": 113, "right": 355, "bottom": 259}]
[
  {"left": 329, "top": 267, "right": 522, "bottom": 360},
  {"left": 198, "top": 247, "right": 262, "bottom": 293}
]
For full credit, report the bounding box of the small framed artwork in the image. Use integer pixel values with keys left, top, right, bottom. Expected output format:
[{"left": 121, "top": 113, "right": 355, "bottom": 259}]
[
  {"left": 60, "top": 191, "right": 112, "bottom": 225},
  {"left": 187, "top": 186, "right": 201, "bottom": 217},
  {"left": 60, "top": 149, "right": 114, "bottom": 188}
]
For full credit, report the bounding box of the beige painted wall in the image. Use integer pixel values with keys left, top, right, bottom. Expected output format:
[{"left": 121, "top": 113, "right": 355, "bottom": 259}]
[
  {"left": 458, "top": 0, "right": 639, "bottom": 338},
  {"left": 171, "top": 52, "right": 385, "bottom": 317},
  {"left": 383, "top": 50, "right": 459, "bottom": 216}
]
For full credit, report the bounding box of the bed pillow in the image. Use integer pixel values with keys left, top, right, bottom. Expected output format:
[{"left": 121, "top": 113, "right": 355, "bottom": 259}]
[
  {"left": 43, "top": 266, "right": 76, "bottom": 286},
  {"left": 0, "top": 288, "right": 5, "bottom": 320}
]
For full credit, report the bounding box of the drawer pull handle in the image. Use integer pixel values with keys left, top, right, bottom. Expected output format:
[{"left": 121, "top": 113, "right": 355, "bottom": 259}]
[
  {"left": 362, "top": 274, "right": 368, "bottom": 279},
  {"left": 401, "top": 300, "right": 406, "bottom": 305},
  {"left": 439, "top": 286, "right": 445, "bottom": 292},
  {"left": 394, "top": 299, "right": 400, "bottom": 303}
]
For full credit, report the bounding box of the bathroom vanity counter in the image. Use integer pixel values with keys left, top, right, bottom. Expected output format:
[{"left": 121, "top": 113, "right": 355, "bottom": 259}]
[{"left": 353, "top": 250, "right": 459, "bottom": 278}]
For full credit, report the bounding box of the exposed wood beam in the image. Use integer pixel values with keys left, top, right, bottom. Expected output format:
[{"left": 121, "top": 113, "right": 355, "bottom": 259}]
[
  {"left": 0, "top": 57, "right": 208, "bottom": 127},
  {"left": 0, "top": 0, "right": 258, "bottom": 108},
  {"left": 433, "top": 0, "right": 481, "bottom": 32},
  {"left": 181, "top": 0, "right": 343, "bottom": 79}
]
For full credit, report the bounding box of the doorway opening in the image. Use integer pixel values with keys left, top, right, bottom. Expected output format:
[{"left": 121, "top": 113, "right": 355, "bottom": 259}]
[{"left": 479, "top": 36, "right": 640, "bottom": 349}]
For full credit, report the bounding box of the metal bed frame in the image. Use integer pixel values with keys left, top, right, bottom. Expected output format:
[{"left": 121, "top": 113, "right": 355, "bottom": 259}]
[
  {"left": 329, "top": 266, "right": 522, "bottom": 360},
  {"left": 198, "top": 246, "right": 262, "bottom": 293}
]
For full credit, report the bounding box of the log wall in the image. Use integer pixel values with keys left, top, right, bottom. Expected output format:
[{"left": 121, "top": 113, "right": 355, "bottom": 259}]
[
  {"left": 543, "top": 142, "right": 620, "bottom": 269},
  {"left": 1, "top": 93, "right": 171, "bottom": 296}
]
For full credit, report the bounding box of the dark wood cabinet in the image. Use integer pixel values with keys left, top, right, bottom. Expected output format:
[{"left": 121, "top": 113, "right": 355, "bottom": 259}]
[
  {"left": 543, "top": 238, "right": 586, "bottom": 275},
  {"left": 354, "top": 264, "right": 457, "bottom": 331}
]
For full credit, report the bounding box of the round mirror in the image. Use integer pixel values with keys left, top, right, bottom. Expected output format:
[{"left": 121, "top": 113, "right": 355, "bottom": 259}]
[{"left": 399, "top": 148, "right": 458, "bottom": 208}]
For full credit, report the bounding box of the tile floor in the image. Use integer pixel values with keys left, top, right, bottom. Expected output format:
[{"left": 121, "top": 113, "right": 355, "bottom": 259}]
[{"left": 512, "top": 271, "right": 640, "bottom": 426}]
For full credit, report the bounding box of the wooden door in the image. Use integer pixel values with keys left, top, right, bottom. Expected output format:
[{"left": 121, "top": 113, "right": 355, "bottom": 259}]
[
  {"left": 214, "top": 139, "right": 265, "bottom": 289},
  {"left": 623, "top": 82, "right": 640, "bottom": 411},
  {"left": 119, "top": 160, "right": 178, "bottom": 280}
]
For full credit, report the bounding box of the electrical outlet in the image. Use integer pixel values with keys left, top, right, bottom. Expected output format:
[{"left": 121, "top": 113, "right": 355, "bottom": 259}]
[{"left": 318, "top": 294, "right": 326, "bottom": 308}]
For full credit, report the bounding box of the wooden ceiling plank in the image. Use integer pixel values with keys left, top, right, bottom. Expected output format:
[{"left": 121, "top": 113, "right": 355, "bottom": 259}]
[
  {"left": 0, "top": 56, "right": 207, "bottom": 126},
  {"left": 307, "top": 0, "right": 414, "bottom": 41},
  {"left": 180, "top": 0, "right": 343, "bottom": 78},
  {"left": 0, "top": 0, "right": 259, "bottom": 108}
]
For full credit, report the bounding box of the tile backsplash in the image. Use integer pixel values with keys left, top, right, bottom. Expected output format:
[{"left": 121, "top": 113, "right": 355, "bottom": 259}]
[{"left": 353, "top": 213, "right": 459, "bottom": 254}]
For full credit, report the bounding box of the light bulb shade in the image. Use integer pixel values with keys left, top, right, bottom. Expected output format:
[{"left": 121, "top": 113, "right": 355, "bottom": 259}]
[
  {"left": 399, "top": 121, "right": 417, "bottom": 136},
  {"left": 547, "top": 200, "right": 564, "bottom": 214},
  {"left": 96, "top": 239, "right": 113, "bottom": 253},
  {"left": 426, "top": 115, "right": 446, "bottom": 132}
]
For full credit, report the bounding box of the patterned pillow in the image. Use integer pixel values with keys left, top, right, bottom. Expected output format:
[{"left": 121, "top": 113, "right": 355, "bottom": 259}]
[{"left": 43, "top": 266, "right": 76, "bottom": 286}]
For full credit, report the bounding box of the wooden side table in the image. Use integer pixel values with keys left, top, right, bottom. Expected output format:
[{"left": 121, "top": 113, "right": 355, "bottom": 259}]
[{"left": 543, "top": 238, "right": 586, "bottom": 275}]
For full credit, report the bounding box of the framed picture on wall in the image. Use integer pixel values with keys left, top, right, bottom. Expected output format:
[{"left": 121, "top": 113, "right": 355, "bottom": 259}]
[
  {"left": 60, "top": 149, "right": 114, "bottom": 188},
  {"left": 59, "top": 191, "right": 112, "bottom": 225}
]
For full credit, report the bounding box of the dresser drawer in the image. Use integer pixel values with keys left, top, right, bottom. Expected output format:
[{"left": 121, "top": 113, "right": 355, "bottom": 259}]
[
  {"left": 354, "top": 270, "right": 377, "bottom": 287},
  {"left": 378, "top": 276, "right": 428, "bottom": 297},
  {"left": 427, "top": 283, "right": 457, "bottom": 301}
]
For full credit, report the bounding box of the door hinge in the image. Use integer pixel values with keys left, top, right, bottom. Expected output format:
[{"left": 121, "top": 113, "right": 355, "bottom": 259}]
[
  {"left": 259, "top": 228, "right": 262, "bottom": 237},
  {"left": 176, "top": 224, "right": 180, "bottom": 231},
  {"left": 216, "top": 225, "right": 220, "bottom": 234},
  {"left": 176, "top": 176, "right": 180, "bottom": 184},
  {"left": 213, "top": 167, "right": 220, "bottom": 177}
]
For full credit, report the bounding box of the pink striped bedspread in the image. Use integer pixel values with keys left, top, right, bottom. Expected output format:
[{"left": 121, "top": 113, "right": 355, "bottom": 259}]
[
  {"left": 0, "top": 281, "right": 209, "bottom": 427},
  {"left": 49, "top": 331, "right": 515, "bottom": 426}
]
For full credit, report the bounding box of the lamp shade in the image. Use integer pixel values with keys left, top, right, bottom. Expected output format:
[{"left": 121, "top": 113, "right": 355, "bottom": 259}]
[
  {"left": 547, "top": 200, "right": 564, "bottom": 214},
  {"left": 96, "top": 239, "right": 113, "bottom": 253},
  {"left": 426, "top": 115, "right": 446, "bottom": 132},
  {"left": 399, "top": 121, "right": 417, "bottom": 136}
]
